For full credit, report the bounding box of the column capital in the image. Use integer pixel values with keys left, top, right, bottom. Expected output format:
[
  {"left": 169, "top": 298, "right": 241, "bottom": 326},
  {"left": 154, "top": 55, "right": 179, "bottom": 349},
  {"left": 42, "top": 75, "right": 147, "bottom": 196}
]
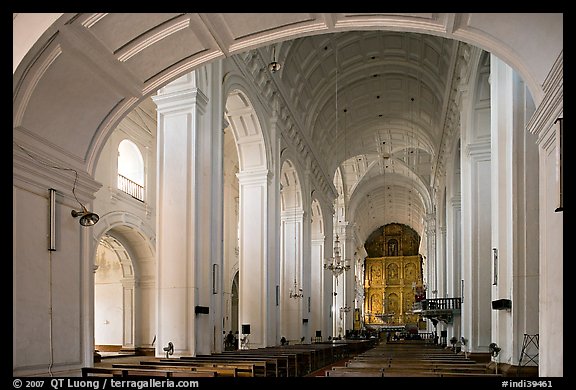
[
  {"left": 152, "top": 87, "right": 209, "bottom": 114},
  {"left": 236, "top": 169, "right": 272, "bottom": 185}
]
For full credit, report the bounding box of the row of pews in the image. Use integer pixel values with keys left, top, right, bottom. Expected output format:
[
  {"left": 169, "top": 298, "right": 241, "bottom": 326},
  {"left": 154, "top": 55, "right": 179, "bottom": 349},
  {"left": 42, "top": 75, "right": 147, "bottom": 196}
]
[
  {"left": 82, "top": 339, "right": 376, "bottom": 378},
  {"left": 323, "top": 340, "right": 503, "bottom": 377}
]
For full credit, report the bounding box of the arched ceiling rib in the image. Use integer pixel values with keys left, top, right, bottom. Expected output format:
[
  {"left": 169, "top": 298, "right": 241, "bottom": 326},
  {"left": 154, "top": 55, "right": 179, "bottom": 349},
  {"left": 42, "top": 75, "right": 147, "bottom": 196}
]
[
  {"left": 96, "top": 28, "right": 464, "bottom": 245},
  {"left": 272, "top": 30, "right": 459, "bottom": 240}
]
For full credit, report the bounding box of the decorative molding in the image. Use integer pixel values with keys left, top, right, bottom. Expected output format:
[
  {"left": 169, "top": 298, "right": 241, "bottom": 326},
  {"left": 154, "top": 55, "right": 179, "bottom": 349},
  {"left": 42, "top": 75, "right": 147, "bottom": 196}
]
[
  {"left": 117, "top": 17, "right": 192, "bottom": 62},
  {"left": 233, "top": 50, "right": 338, "bottom": 202},
  {"left": 432, "top": 42, "right": 475, "bottom": 192},
  {"left": 81, "top": 13, "right": 108, "bottom": 28},
  {"left": 527, "top": 51, "right": 563, "bottom": 146}
]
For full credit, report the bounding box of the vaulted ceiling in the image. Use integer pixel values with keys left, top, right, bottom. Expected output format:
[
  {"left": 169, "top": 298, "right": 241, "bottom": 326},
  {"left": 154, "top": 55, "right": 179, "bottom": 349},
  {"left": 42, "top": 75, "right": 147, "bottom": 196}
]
[
  {"left": 269, "top": 31, "right": 464, "bottom": 243},
  {"left": 129, "top": 29, "right": 468, "bottom": 246}
]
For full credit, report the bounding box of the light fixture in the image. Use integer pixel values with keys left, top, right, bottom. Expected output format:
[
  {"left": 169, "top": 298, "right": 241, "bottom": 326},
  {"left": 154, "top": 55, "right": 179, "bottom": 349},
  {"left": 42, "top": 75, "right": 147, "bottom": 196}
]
[
  {"left": 14, "top": 141, "right": 100, "bottom": 227},
  {"left": 69, "top": 163, "right": 99, "bottom": 226},
  {"left": 289, "top": 278, "right": 304, "bottom": 299},
  {"left": 339, "top": 306, "right": 351, "bottom": 314},
  {"left": 324, "top": 234, "right": 350, "bottom": 278},
  {"left": 324, "top": 37, "right": 350, "bottom": 281},
  {"left": 289, "top": 187, "right": 303, "bottom": 299},
  {"left": 268, "top": 45, "right": 281, "bottom": 73},
  {"left": 71, "top": 205, "right": 100, "bottom": 227}
]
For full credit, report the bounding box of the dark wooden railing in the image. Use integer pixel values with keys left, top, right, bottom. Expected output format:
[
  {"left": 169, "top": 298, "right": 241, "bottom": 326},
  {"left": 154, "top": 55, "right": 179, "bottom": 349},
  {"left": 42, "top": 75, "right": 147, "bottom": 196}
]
[{"left": 413, "top": 298, "right": 461, "bottom": 311}]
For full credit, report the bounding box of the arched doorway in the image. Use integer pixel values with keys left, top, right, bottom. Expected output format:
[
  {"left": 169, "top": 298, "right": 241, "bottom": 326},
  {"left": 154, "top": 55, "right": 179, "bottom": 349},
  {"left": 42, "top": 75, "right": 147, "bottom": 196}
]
[{"left": 94, "top": 234, "right": 135, "bottom": 354}]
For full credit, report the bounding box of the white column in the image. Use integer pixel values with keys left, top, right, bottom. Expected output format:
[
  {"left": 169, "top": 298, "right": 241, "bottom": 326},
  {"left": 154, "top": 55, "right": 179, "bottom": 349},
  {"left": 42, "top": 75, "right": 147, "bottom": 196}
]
[
  {"left": 437, "top": 225, "right": 447, "bottom": 298},
  {"left": 342, "top": 225, "right": 354, "bottom": 334},
  {"left": 511, "top": 69, "right": 540, "bottom": 370},
  {"left": 153, "top": 71, "right": 215, "bottom": 356},
  {"left": 310, "top": 237, "right": 325, "bottom": 339},
  {"left": 280, "top": 208, "right": 304, "bottom": 342},
  {"left": 121, "top": 278, "right": 135, "bottom": 351},
  {"left": 536, "top": 120, "right": 562, "bottom": 377},
  {"left": 460, "top": 53, "right": 493, "bottom": 353},
  {"left": 424, "top": 215, "right": 437, "bottom": 297},
  {"left": 461, "top": 137, "right": 492, "bottom": 354},
  {"left": 237, "top": 169, "right": 273, "bottom": 348},
  {"left": 490, "top": 56, "right": 542, "bottom": 368},
  {"left": 207, "top": 62, "right": 225, "bottom": 354},
  {"left": 490, "top": 54, "right": 515, "bottom": 365},
  {"left": 446, "top": 195, "right": 462, "bottom": 338},
  {"left": 322, "top": 212, "right": 335, "bottom": 339}
]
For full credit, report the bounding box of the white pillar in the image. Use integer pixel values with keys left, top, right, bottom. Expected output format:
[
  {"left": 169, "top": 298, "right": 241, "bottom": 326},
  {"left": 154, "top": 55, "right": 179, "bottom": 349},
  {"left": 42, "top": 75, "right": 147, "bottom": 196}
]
[
  {"left": 322, "top": 212, "right": 335, "bottom": 339},
  {"left": 310, "top": 237, "right": 325, "bottom": 340},
  {"left": 460, "top": 53, "right": 493, "bottom": 353},
  {"left": 535, "top": 119, "right": 562, "bottom": 377},
  {"left": 280, "top": 208, "right": 304, "bottom": 342},
  {"left": 490, "top": 56, "right": 542, "bottom": 369},
  {"left": 446, "top": 195, "right": 462, "bottom": 339},
  {"left": 437, "top": 225, "right": 447, "bottom": 299},
  {"left": 490, "top": 54, "right": 515, "bottom": 365},
  {"left": 237, "top": 169, "right": 273, "bottom": 348},
  {"left": 425, "top": 214, "right": 437, "bottom": 297},
  {"left": 153, "top": 69, "right": 220, "bottom": 356},
  {"left": 343, "top": 225, "right": 354, "bottom": 334},
  {"left": 121, "top": 278, "right": 135, "bottom": 350}
]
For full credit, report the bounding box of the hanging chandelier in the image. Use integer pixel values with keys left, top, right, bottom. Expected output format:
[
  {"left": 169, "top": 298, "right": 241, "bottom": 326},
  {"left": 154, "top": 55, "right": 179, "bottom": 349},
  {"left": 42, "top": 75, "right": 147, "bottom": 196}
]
[
  {"left": 324, "top": 235, "right": 350, "bottom": 277},
  {"left": 289, "top": 278, "right": 304, "bottom": 299}
]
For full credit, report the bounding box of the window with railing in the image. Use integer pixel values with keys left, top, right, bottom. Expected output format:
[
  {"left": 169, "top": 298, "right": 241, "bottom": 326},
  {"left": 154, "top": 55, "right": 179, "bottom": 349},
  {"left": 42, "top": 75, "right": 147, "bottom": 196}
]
[
  {"left": 117, "top": 139, "right": 145, "bottom": 202},
  {"left": 117, "top": 174, "right": 144, "bottom": 201}
]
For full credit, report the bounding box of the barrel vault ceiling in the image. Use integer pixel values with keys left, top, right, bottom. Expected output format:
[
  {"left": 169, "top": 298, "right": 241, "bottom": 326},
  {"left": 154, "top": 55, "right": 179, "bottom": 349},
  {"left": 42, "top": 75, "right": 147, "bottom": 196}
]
[
  {"left": 136, "top": 30, "right": 466, "bottom": 245},
  {"left": 264, "top": 31, "right": 463, "bottom": 243}
]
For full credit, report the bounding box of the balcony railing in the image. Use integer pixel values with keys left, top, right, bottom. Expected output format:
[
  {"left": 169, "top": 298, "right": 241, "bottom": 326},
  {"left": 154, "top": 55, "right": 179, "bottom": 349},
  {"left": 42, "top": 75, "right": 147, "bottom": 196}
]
[
  {"left": 412, "top": 297, "right": 461, "bottom": 324},
  {"left": 413, "top": 298, "right": 461, "bottom": 311},
  {"left": 117, "top": 174, "right": 144, "bottom": 202}
]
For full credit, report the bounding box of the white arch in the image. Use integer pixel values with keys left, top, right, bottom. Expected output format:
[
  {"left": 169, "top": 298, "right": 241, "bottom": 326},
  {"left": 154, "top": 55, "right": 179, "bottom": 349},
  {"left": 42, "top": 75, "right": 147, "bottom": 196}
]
[
  {"left": 222, "top": 72, "right": 274, "bottom": 172},
  {"left": 91, "top": 211, "right": 156, "bottom": 351},
  {"left": 13, "top": 13, "right": 561, "bottom": 178}
]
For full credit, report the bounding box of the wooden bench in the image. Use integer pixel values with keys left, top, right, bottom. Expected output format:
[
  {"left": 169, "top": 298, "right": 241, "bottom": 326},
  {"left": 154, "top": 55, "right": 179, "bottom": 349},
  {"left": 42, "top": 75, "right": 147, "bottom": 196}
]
[
  {"left": 179, "top": 356, "right": 278, "bottom": 377},
  {"left": 319, "top": 340, "right": 502, "bottom": 377},
  {"left": 111, "top": 363, "right": 240, "bottom": 377},
  {"left": 81, "top": 366, "right": 216, "bottom": 378},
  {"left": 220, "top": 350, "right": 297, "bottom": 376},
  {"left": 328, "top": 366, "right": 499, "bottom": 377},
  {"left": 145, "top": 360, "right": 255, "bottom": 377}
]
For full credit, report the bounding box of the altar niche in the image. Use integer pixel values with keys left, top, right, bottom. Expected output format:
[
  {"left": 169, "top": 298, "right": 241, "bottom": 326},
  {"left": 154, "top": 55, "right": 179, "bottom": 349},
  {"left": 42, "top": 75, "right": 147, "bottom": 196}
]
[{"left": 363, "top": 223, "right": 424, "bottom": 328}]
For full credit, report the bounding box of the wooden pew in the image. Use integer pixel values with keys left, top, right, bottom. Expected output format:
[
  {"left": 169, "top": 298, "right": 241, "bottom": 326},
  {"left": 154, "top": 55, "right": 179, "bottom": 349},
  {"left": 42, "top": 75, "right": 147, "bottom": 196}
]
[
  {"left": 111, "top": 363, "right": 240, "bottom": 377},
  {"left": 144, "top": 360, "right": 256, "bottom": 377},
  {"left": 322, "top": 339, "right": 502, "bottom": 377},
  {"left": 81, "top": 366, "right": 216, "bottom": 378},
  {"left": 179, "top": 356, "right": 278, "bottom": 377},
  {"left": 219, "top": 350, "right": 297, "bottom": 376}
]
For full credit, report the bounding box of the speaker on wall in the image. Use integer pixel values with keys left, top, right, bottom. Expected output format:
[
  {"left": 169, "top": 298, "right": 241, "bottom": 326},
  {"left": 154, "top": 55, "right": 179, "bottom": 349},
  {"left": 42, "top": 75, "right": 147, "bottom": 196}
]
[
  {"left": 241, "top": 324, "right": 251, "bottom": 335},
  {"left": 316, "top": 330, "right": 322, "bottom": 338},
  {"left": 491, "top": 299, "right": 512, "bottom": 310},
  {"left": 194, "top": 305, "right": 209, "bottom": 314}
]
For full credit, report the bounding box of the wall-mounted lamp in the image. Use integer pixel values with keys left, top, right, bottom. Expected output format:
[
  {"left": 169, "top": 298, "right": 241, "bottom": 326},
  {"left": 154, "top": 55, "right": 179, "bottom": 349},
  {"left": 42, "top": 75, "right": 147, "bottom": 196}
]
[
  {"left": 70, "top": 170, "right": 99, "bottom": 226},
  {"left": 14, "top": 141, "right": 100, "bottom": 227},
  {"left": 71, "top": 205, "right": 99, "bottom": 226}
]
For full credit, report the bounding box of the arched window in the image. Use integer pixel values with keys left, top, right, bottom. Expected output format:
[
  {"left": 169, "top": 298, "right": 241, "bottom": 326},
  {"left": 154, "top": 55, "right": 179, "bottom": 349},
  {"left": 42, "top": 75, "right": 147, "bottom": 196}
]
[{"left": 117, "top": 139, "right": 145, "bottom": 201}]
